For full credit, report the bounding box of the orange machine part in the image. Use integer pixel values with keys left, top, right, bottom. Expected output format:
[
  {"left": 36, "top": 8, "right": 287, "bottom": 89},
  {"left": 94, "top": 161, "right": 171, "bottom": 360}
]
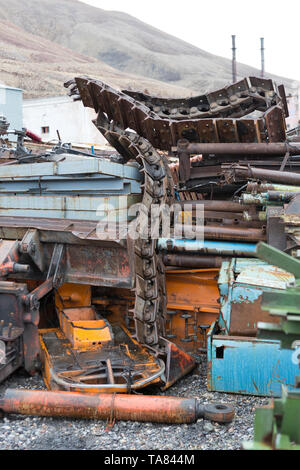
[
  {"left": 0, "top": 388, "right": 198, "bottom": 423},
  {"left": 165, "top": 269, "right": 220, "bottom": 354}
]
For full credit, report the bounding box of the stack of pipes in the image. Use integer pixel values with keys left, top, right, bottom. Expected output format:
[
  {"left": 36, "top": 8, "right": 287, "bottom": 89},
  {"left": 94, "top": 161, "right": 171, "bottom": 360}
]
[{"left": 162, "top": 142, "right": 300, "bottom": 268}]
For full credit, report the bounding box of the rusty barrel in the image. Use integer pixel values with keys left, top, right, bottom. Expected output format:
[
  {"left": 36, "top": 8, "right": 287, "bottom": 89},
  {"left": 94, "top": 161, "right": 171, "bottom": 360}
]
[{"left": 0, "top": 389, "right": 234, "bottom": 424}]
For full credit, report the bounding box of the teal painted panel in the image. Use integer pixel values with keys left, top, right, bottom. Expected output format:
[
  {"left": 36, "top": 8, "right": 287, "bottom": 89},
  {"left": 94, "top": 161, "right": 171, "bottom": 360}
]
[
  {"left": 208, "top": 336, "right": 299, "bottom": 397},
  {"left": 0, "top": 208, "right": 133, "bottom": 222},
  {"left": 0, "top": 194, "right": 140, "bottom": 211},
  {"left": 0, "top": 158, "right": 141, "bottom": 181}
]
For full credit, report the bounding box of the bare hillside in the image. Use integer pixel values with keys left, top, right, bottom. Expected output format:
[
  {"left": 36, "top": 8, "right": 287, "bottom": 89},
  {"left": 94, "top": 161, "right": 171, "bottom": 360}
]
[
  {"left": 0, "top": 0, "right": 295, "bottom": 94},
  {"left": 0, "top": 20, "right": 192, "bottom": 98}
]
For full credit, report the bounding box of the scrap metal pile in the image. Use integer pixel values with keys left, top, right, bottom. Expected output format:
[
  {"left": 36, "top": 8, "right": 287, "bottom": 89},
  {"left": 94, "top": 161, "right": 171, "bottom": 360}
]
[{"left": 0, "top": 75, "right": 300, "bottom": 431}]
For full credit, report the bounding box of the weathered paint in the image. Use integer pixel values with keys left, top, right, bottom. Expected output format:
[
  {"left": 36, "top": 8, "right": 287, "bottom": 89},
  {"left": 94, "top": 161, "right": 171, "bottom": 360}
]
[
  {"left": 217, "top": 258, "right": 294, "bottom": 333},
  {"left": 0, "top": 194, "right": 141, "bottom": 221},
  {"left": 208, "top": 257, "right": 299, "bottom": 396},
  {"left": 236, "top": 264, "right": 294, "bottom": 289},
  {"left": 207, "top": 324, "right": 300, "bottom": 397},
  {"left": 0, "top": 158, "right": 141, "bottom": 181},
  {"left": 0, "top": 177, "right": 141, "bottom": 195}
]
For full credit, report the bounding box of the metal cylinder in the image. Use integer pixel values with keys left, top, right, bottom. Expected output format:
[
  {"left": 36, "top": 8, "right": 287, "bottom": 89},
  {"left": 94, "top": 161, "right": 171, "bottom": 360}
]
[
  {"left": 177, "top": 143, "right": 300, "bottom": 156},
  {"left": 174, "top": 224, "right": 266, "bottom": 241},
  {"left": 247, "top": 182, "right": 300, "bottom": 193},
  {"left": 177, "top": 200, "right": 248, "bottom": 213},
  {"left": 267, "top": 191, "right": 296, "bottom": 202},
  {"left": 260, "top": 37, "right": 265, "bottom": 78},
  {"left": 234, "top": 166, "right": 300, "bottom": 185},
  {"left": 242, "top": 191, "right": 295, "bottom": 205},
  {"left": 158, "top": 238, "right": 257, "bottom": 256},
  {"left": 232, "top": 35, "right": 237, "bottom": 83},
  {"left": 0, "top": 389, "right": 234, "bottom": 424},
  {"left": 163, "top": 254, "right": 223, "bottom": 268}
]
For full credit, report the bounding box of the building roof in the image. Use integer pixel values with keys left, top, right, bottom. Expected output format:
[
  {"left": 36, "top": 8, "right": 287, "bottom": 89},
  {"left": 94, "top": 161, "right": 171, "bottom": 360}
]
[
  {"left": 23, "top": 95, "right": 73, "bottom": 106},
  {"left": 0, "top": 83, "right": 23, "bottom": 92}
]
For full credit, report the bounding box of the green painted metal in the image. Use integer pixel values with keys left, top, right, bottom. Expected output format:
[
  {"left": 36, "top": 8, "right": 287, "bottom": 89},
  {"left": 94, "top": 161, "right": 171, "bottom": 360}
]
[
  {"left": 256, "top": 242, "right": 300, "bottom": 279},
  {"left": 243, "top": 242, "right": 300, "bottom": 450}
]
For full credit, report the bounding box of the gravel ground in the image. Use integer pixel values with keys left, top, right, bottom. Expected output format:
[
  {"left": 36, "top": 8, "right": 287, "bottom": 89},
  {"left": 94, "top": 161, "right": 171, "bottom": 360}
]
[{"left": 0, "top": 359, "right": 269, "bottom": 451}]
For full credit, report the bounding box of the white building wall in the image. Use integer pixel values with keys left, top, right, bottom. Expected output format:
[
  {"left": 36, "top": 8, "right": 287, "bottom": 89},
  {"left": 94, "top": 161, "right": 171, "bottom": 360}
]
[{"left": 23, "top": 95, "right": 108, "bottom": 148}]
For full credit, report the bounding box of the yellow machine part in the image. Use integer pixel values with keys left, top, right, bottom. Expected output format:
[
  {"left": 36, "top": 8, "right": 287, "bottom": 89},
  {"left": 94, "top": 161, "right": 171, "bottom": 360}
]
[
  {"left": 54, "top": 270, "right": 220, "bottom": 355},
  {"left": 39, "top": 327, "right": 163, "bottom": 394},
  {"left": 38, "top": 271, "right": 220, "bottom": 393}
]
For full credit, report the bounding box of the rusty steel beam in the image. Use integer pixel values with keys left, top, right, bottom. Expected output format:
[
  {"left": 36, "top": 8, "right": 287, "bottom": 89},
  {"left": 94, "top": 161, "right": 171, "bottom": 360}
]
[
  {"left": 163, "top": 254, "right": 223, "bottom": 268},
  {"left": 177, "top": 142, "right": 300, "bottom": 156},
  {"left": 0, "top": 389, "right": 235, "bottom": 424}
]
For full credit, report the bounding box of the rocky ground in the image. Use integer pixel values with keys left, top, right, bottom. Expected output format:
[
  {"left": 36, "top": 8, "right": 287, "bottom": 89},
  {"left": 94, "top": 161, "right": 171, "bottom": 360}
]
[{"left": 0, "top": 359, "right": 269, "bottom": 451}]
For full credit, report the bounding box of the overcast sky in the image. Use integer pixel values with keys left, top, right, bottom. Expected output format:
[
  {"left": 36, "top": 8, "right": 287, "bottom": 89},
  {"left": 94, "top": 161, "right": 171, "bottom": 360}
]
[{"left": 81, "top": 0, "right": 300, "bottom": 82}]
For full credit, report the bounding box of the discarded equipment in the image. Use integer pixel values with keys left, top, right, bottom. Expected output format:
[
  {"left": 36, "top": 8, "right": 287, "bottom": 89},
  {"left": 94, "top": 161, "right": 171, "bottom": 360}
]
[
  {"left": 244, "top": 243, "right": 300, "bottom": 449},
  {"left": 0, "top": 388, "right": 234, "bottom": 424},
  {"left": 207, "top": 258, "right": 299, "bottom": 396}
]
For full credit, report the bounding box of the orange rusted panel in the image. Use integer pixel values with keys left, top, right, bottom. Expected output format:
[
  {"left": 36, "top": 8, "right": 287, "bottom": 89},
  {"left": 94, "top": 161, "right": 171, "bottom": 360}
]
[
  {"left": 166, "top": 269, "right": 219, "bottom": 311},
  {"left": 58, "top": 306, "right": 113, "bottom": 348},
  {"left": 165, "top": 269, "right": 220, "bottom": 354},
  {"left": 39, "top": 326, "right": 163, "bottom": 393},
  {"left": 55, "top": 283, "right": 92, "bottom": 311}
]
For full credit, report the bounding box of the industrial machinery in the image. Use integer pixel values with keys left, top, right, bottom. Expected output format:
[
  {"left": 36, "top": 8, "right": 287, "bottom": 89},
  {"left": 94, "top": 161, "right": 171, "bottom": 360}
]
[
  {"left": 244, "top": 242, "right": 300, "bottom": 450},
  {"left": 0, "top": 75, "right": 299, "bottom": 405}
]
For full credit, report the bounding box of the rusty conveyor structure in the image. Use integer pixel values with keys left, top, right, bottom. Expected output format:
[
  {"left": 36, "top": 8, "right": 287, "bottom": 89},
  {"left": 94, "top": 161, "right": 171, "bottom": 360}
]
[{"left": 66, "top": 75, "right": 297, "bottom": 249}]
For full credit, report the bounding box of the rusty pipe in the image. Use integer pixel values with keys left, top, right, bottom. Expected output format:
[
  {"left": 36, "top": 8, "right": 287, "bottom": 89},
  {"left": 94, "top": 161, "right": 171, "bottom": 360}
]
[
  {"left": 163, "top": 254, "right": 223, "bottom": 268},
  {"left": 203, "top": 225, "right": 266, "bottom": 241},
  {"left": 177, "top": 142, "right": 300, "bottom": 156},
  {"left": 177, "top": 200, "right": 248, "bottom": 213},
  {"left": 232, "top": 165, "right": 300, "bottom": 185},
  {"left": 174, "top": 224, "right": 266, "bottom": 241},
  {"left": 0, "top": 389, "right": 234, "bottom": 424},
  {"left": 246, "top": 182, "right": 300, "bottom": 193}
]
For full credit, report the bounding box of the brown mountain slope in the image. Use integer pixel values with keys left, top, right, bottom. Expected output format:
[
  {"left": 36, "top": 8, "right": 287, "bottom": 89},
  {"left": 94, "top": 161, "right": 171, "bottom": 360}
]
[
  {"left": 0, "top": 0, "right": 295, "bottom": 94},
  {"left": 0, "top": 20, "right": 192, "bottom": 98}
]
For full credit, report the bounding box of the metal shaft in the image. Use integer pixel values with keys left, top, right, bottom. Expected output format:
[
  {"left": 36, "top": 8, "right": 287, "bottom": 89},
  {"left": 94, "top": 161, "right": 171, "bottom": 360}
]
[
  {"left": 158, "top": 238, "right": 257, "bottom": 256},
  {"left": 163, "top": 254, "right": 223, "bottom": 268},
  {"left": 232, "top": 35, "right": 237, "bottom": 83},
  {"left": 234, "top": 165, "right": 300, "bottom": 185},
  {"left": 260, "top": 37, "right": 265, "bottom": 78},
  {"left": 177, "top": 142, "right": 300, "bottom": 156},
  {"left": 177, "top": 200, "right": 248, "bottom": 213},
  {"left": 0, "top": 389, "right": 234, "bottom": 424},
  {"left": 175, "top": 224, "right": 266, "bottom": 241},
  {"left": 247, "top": 182, "right": 300, "bottom": 193}
]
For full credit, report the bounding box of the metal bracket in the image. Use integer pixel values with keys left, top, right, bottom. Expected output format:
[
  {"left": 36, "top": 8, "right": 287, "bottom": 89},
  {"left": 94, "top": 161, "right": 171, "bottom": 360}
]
[
  {"left": 47, "top": 243, "right": 65, "bottom": 288},
  {"left": 19, "top": 229, "right": 45, "bottom": 272}
]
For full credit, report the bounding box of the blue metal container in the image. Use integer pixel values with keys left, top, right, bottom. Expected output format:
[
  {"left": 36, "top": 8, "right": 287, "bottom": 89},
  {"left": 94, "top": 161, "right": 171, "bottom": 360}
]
[
  {"left": 207, "top": 258, "right": 299, "bottom": 397},
  {"left": 207, "top": 322, "right": 299, "bottom": 397}
]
